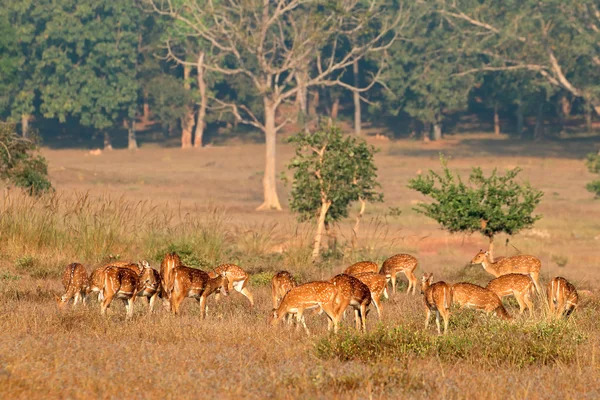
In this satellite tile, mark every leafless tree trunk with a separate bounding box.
[21,114,29,138]
[309,90,319,117]
[353,61,361,135]
[295,70,308,131]
[351,197,367,248]
[330,96,340,120]
[181,65,194,149]
[432,123,442,141]
[493,103,500,135]
[257,97,282,211]
[313,199,332,260]
[103,131,113,151]
[127,119,138,150]
[194,52,207,148]
[143,89,150,122]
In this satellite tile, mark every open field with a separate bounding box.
[1,133,600,398]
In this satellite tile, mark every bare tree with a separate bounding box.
[146,0,407,210]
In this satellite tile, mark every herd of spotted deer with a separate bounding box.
[55,249,579,335]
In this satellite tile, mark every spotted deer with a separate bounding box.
[160,252,182,302]
[136,261,162,313]
[271,281,338,335]
[169,265,210,315]
[547,277,579,319]
[380,254,418,295]
[344,261,379,276]
[271,270,297,309]
[209,264,254,307]
[486,273,535,316]
[354,272,388,319]
[100,266,140,318]
[330,274,372,332]
[55,263,89,310]
[471,250,542,293]
[421,273,452,335]
[199,273,229,319]
[88,261,143,302]
[451,282,512,320]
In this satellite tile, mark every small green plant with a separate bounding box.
[0,272,20,281]
[0,122,52,196]
[585,153,600,197]
[249,271,272,287]
[14,255,37,272]
[408,156,543,260]
[551,254,569,268]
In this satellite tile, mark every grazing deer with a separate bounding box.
[55,263,89,310]
[199,273,229,319]
[160,252,182,302]
[380,254,418,295]
[330,274,372,332]
[210,264,254,307]
[421,273,452,335]
[271,270,297,309]
[169,265,210,315]
[471,250,542,293]
[486,273,535,316]
[271,281,338,335]
[344,261,379,276]
[354,272,388,319]
[136,261,162,313]
[547,277,579,319]
[101,267,140,318]
[451,282,512,320]
[88,261,143,302]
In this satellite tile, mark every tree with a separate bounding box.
[286,124,383,260]
[408,157,543,261]
[0,122,52,195]
[147,0,404,210]
[585,153,600,197]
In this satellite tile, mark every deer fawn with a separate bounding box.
[471,250,542,293]
[421,273,452,335]
[354,272,388,319]
[451,282,512,320]
[271,270,297,309]
[486,273,535,316]
[380,254,418,295]
[100,267,140,318]
[330,274,372,332]
[547,277,579,319]
[55,263,89,310]
[344,261,379,276]
[160,252,182,302]
[271,281,338,335]
[136,261,162,313]
[209,264,254,307]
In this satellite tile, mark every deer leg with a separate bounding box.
[148,293,158,314]
[523,292,534,318]
[321,302,339,334]
[383,287,389,300]
[424,308,431,330]
[126,297,135,319]
[372,295,382,320]
[391,275,397,294]
[361,304,367,332]
[435,310,442,335]
[101,292,115,316]
[441,308,449,335]
[515,293,527,315]
[530,272,541,295]
[199,295,207,319]
[240,287,254,307]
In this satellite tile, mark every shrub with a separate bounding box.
[585,152,600,197]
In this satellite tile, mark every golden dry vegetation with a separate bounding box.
[1,133,600,399]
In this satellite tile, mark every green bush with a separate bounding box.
[585,153,600,197]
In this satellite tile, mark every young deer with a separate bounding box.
[331,274,372,332]
[271,270,297,309]
[451,282,512,320]
[486,273,535,316]
[199,273,229,319]
[210,264,254,307]
[420,273,452,335]
[547,277,579,319]
[101,267,140,318]
[136,261,162,314]
[344,261,379,276]
[271,281,338,335]
[354,272,388,319]
[55,263,89,310]
[169,265,210,315]
[471,250,542,293]
[380,254,418,295]
[160,252,182,302]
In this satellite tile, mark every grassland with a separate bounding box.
[1,133,599,399]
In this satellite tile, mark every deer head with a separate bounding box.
[421,273,433,295]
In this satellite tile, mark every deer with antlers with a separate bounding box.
[330,274,372,332]
[486,273,535,316]
[344,261,379,276]
[421,273,452,335]
[271,281,338,335]
[547,277,579,319]
[380,254,418,295]
[471,250,542,293]
[209,264,254,307]
[271,270,297,309]
[451,282,512,320]
[354,272,388,319]
[55,263,89,310]
[100,266,140,318]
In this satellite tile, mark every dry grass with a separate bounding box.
[1,133,600,398]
